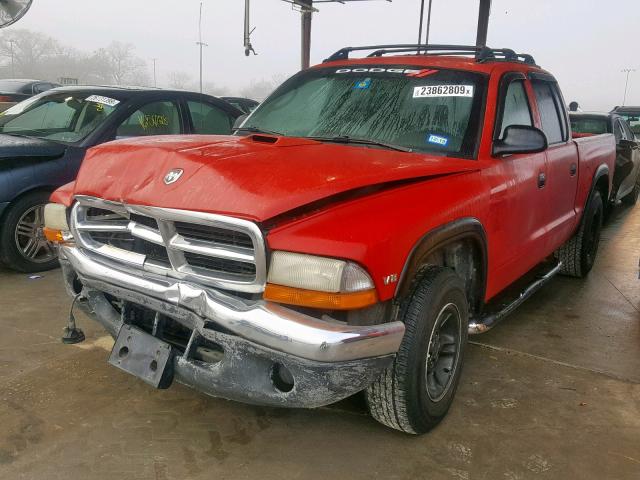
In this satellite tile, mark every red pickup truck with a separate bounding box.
[44,45,615,434]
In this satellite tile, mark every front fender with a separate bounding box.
[265,171,488,302]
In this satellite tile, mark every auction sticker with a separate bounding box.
[413,85,474,98]
[85,95,120,107]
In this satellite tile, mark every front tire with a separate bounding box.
[0,191,59,273]
[555,190,604,278]
[365,266,468,434]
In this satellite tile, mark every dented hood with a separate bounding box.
[74,135,478,222]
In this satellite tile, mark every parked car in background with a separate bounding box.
[0,86,241,272]
[221,96,259,114]
[45,45,616,434]
[570,112,640,205]
[0,79,61,111]
[611,106,640,139]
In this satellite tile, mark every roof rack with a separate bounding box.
[323,44,537,65]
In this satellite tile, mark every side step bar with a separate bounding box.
[468,262,563,335]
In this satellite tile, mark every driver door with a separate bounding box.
[487,73,550,290]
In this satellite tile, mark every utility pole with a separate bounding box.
[476,0,491,47]
[151,58,157,88]
[622,68,636,106]
[424,0,433,45]
[196,2,208,94]
[8,38,16,77]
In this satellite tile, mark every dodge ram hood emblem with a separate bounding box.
[163,168,183,185]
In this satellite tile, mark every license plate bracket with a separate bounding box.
[108,324,174,389]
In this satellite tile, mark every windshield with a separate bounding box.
[0,92,122,143]
[616,113,640,138]
[570,116,609,135]
[243,66,486,158]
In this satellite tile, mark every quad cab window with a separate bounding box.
[243,66,486,158]
[532,79,568,145]
[0,93,121,143]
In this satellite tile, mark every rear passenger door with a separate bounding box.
[530,75,579,251]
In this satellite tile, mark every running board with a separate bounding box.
[468,261,563,335]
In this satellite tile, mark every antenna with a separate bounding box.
[0,0,32,28]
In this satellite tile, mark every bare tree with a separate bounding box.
[167,71,191,89]
[0,29,61,78]
[90,41,148,86]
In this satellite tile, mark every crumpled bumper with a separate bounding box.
[59,246,405,408]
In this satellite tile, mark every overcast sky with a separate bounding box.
[12,0,640,110]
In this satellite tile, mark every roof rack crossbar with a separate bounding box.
[324,44,536,66]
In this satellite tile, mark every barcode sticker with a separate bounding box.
[413,85,474,98]
[86,95,120,107]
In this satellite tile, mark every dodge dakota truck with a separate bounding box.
[44,45,615,434]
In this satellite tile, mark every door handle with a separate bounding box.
[538,172,546,188]
[569,163,577,176]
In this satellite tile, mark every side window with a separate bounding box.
[116,101,180,139]
[498,80,532,138]
[187,101,233,134]
[531,80,566,145]
[613,120,624,142]
[620,119,635,141]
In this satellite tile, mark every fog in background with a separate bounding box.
[1,0,637,108]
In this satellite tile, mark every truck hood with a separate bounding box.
[0,134,67,160]
[74,135,479,222]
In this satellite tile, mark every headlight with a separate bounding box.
[264,251,377,310]
[43,203,73,243]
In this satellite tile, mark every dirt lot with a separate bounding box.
[1,206,639,480]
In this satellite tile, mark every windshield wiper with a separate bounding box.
[233,126,284,136]
[306,135,412,153]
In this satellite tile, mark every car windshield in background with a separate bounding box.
[570,117,609,135]
[243,66,486,158]
[617,113,640,137]
[0,93,122,143]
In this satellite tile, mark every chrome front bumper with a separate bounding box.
[59,246,405,407]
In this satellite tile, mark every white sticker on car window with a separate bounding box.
[413,85,474,98]
[85,95,120,107]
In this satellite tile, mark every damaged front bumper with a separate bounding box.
[59,246,405,408]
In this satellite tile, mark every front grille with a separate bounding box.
[71,196,266,293]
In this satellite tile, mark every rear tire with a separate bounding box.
[555,190,603,278]
[365,266,468,434]
[621,182,639,206]
[0,191,59,273]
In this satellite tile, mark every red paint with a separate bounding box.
[55,55,616,305]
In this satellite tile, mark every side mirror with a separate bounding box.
[493,125,548,157]
[232,114,248,130]
[618,139,639,150]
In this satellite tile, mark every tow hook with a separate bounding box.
[62,293,86,344]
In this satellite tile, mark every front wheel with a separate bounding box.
[365,266,468,434]
[0,191,59,273]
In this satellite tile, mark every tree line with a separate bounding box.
[0,29,282,100]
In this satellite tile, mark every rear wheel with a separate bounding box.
[555,190,603,278]
[365,266,468,434]
[622,182,640,206]
[0,192,58,272]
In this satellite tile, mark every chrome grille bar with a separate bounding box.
[71,195,266,294]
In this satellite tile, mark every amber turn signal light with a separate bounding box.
[263,284,378,310]
[43,227,65,243]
